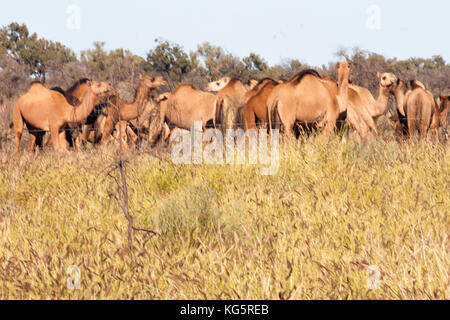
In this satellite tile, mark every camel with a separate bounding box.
[438,95,449,128]
[326,70,398,141]
[113,97,161,151]
[243,79,279,130]
[207,77,253,130]
[13,80,115,153]
[266,65,351,141]
[54,79,111,149]
[19,79,96,151]
[390,79,440,137]
[245,80,259,91]
[348,73,397,124]
[244,78,278,102]
[149,85,217,143]
[266,62,389,141]
[97,75,166,144]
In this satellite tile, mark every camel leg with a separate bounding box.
[408,109,417,138]
[319,108,339,143]
[14,129,23,155]
[360,105,381,136]
[420,107,432,138]
[28,133,37,152]
[13,108,24,155]
[101,116,116,145]
[50,127,62,152]
[27,129,45,152]
[244,108,257,131]
[127,126,138,150]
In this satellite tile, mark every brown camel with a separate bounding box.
[113,97,161,151]
[390,79,440,137]
[245,80,259,91]
[207,77,252,130]
[54,79,111,149]
[13,81,115,153]
[97,75,166,144]
[149,85,217,143]
[21,79,95,151]
[244,78,279,102]
[243,79,279,130]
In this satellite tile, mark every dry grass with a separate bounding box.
[0,130,448,300]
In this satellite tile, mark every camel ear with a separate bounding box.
[377,72,381,78]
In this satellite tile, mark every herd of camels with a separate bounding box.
[11,61,450,154]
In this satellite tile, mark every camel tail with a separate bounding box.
[267,94,279,135]
[215,97,224,130]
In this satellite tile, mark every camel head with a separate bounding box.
[139,75,167,90]
[337,61,350,85]
[155,92,171,104]
[378,73,408,116]
[377,72,398,89]
[89,81,116,100]
[207,77,231,92]
[337,61,350,77]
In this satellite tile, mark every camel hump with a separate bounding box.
[289,69,321,85]
[175,84,197,91]
[29,81,45,89]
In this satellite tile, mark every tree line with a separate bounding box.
[1,22,449,128]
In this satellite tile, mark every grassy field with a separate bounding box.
[0,131,448,300]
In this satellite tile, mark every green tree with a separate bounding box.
[146,38,193,87]
[81,42,145,84]
[0,22,76,82]
[193,42,245,81]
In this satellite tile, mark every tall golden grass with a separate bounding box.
[0,131,448,299]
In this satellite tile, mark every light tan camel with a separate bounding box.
[266,68,345,141]
[97,75,166,144]
[13,81,115,153]
[149,85,217,142]
[207,77,251,130]
[332,71,398,141]
[390,78,440,137]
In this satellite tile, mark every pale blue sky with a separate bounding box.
[1,0,449,66]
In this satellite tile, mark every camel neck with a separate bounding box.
[119,81,150,121]
[373,86,390,118]
[392,82,408,116]
[70,89,97,123]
